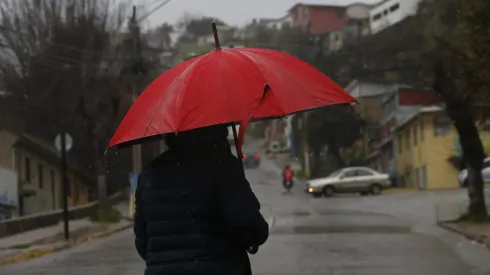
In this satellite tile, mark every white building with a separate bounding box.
[369,0,422,34]
[259,15,293,30]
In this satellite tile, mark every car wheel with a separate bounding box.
[360,191,369,196]
[323,186,335,197]
[370,184,382,195]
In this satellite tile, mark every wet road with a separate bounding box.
[3,155,490,275]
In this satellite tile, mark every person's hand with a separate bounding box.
[246,245,259,254]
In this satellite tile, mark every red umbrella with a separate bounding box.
[108,23,357,156]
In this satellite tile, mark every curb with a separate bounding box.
[384,188,417,194]
[438,222,490,249]
[0,223,133,266]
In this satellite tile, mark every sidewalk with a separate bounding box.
[0,201,133,264]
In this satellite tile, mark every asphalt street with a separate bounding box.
[2,152,490,275]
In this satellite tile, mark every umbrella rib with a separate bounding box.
[143,54,207,136]
[231,50,288,116]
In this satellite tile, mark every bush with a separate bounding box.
[92,207,121,223]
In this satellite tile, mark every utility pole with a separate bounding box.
[130,5,142,173]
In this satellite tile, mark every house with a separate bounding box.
[370,85,441,175]
[257,15,293,30]
[394,106,459,189]
[369,0,422,34]
[345,80,395,161]
[289,4,348,35]
[0,129,92,219]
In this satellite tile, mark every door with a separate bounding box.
[335,169,358,193]
[353,168,376,192]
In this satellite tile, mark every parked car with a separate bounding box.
[458,157,490,187]
[305,167,390,198]
[243,152,260,169]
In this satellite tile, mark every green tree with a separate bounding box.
[421,0,489,220]
[0,0,134,199]
[306,105,363,177]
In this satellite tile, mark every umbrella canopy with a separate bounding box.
[108,24,357,157]
[109,47,356,147]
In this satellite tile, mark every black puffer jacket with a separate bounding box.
[134,146,269,275]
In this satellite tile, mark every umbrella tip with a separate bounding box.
[212,22,221,50]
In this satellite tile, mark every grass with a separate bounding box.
[91,206,122,223]
[456,212,490,223]
[7,243,31,250]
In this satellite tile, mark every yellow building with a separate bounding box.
[394,106,459,189]
[0,129,91,218]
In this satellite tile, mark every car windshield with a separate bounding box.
[328,169,344,178]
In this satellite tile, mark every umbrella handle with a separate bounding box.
[247,245,259,254]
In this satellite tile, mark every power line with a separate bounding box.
[138,0,174,22]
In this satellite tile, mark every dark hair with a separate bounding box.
[164,124,229,150]
[285,165,290,169]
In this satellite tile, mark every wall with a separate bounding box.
[369,0,421,34]
[309,7,348,35]
[0,192,125,237]
[15,145,89,216]
[398,88,440,105]
[346,3,371,20]
[425,114,459,188]
[0,131,17,170]
[0,168,18,219]
[395,112,459,189]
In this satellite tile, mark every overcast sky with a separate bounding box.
[135,0,380,28]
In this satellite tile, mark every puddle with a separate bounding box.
[272,225,412,235]
[292,211,311,216]
[316,210,392,217]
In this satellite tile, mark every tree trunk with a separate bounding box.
[329,145,347,168]
[96,160,108,209]
[434,57,488,220]
[310,147,321,178]
[453,116,488,219]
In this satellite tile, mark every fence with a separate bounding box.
[0,192,127,238]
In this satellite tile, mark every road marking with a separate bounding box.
[267,216,276,230]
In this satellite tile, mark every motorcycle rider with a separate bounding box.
[282,165,294,191]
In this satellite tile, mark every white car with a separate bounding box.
[458,157,490,187]
[306,167,391,198]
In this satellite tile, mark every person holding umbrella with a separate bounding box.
[133,125,269,275]
[108,23,357,274]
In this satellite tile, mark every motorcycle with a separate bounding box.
[283,179,294,192]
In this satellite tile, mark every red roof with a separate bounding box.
[289,4,349,35]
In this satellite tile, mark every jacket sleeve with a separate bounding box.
[134,173,148,260]
[221,158,269,248]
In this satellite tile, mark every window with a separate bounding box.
[414,168,420,188]
[420,122,424,142]
[343,170,357,178]
[50,170,56,209]
[390,3,400,12]
[434,117,451,136]
[357,169,374,176]
[413,125,418,146]
[372,13,382,21]
[420,165,427,189]
[398,135,403,154]
[484,159,490,168]
[38,164,44,188]
[405,130,411,150]
[25,158,31,182]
